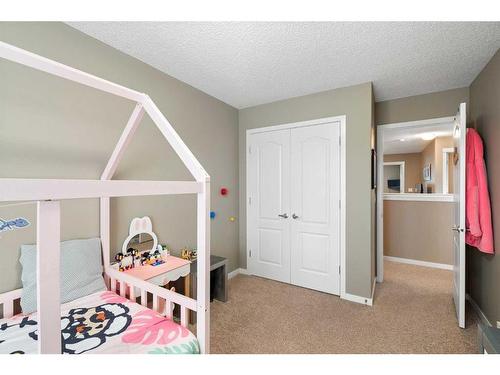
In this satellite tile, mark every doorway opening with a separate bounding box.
[376,103,467,328]
[383,161,405,193]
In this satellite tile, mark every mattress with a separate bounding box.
[0,290,199,354]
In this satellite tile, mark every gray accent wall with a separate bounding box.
[0,22,239,293]
[383,200,454,265]
[468,49,500,325]
[239,83,375,298]
[375,87,470,125]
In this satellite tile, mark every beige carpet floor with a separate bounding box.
[210,261,479,353]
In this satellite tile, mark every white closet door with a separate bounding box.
[290,123,340,295]
[248,130,291,283]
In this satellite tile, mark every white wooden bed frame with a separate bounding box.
[0,41,210,354]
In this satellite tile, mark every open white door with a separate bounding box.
[452,102,466,328]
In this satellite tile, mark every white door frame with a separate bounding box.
[376,116,455,282]
[383,161,406,193]
[246,115,347,298]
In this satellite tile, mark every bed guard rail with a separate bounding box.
[0,288,22,319]
[105,267,196,328]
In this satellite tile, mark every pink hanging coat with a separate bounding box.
[465,128,494,254]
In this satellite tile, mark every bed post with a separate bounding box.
[100,103,145,273]
[101,103,145,180]
[37,200,62,354]
[196,179,210,354]
[100,197,111,270]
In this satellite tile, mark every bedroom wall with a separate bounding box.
[0,22,239,294]
[468,49,500,326]
[383,200,454,265]
[375,87,470,125]
[239,82,375,299]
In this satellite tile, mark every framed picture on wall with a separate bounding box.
[371,149,377,189]
[423,163,432,181]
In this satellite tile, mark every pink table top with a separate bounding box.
[123,255,190,281]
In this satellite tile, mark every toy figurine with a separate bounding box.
[158,244,170,261]
[115,253,125,272]
[141,251,150,266]
[139,249,165,266]
[150,249,164,266]
[181,247,190,260]
[115,250,135,272]
[181,247,197,261]
[133,250,142,268]
[127,248,140,268]
[123,252,134,270]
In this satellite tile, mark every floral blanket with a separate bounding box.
[0,291,199,354]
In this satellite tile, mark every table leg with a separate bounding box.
[184,274,191,298]
[222,264,228,302]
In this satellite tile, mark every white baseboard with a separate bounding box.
[384,255,453,270]
[233,268,374,307]
[466,293,492,327]
[228,268,249,279]
[342,292,373,306]
[342,279,375,307]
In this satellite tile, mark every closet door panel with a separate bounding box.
[248,130,291,283]
[299,233,329,273]
[290,123,340,295]
[301,140,329,223]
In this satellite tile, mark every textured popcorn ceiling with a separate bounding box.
[68,22,500,109]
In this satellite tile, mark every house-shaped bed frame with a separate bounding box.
[0,41,210,354]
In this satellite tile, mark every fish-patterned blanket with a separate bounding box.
[0,290,199,354]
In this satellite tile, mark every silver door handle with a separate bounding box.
[278,213,288,219]
[292,214,299,219]
[452,225,464,232]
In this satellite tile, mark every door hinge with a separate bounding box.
[339,136,341,146]
[339,266,341,275]
[339,200,341,209]
[249,250,252,258]
[248,146,252,154]
[248,197,252,205]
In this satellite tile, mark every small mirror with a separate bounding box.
[116,216,160,271]
[121,216,158,255]
[126,232,155,253]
